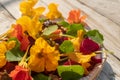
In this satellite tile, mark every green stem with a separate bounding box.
[19,46,30,65]
[26,57,30,62]
[59,57,68,62]
[95,50,113,54]
[61,34,75,38]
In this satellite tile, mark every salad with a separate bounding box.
[0,0,104,80]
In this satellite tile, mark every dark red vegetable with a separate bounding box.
[80,38,100,54]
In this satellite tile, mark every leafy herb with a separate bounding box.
[57,65,84,80]
[58,21,85,37]
[59,40,74,53]
[6,38,24,61]
[66,23,84,37]
[86,30,104,44]
[33,73,50,80]
[43,25,58,35]
[58,20,70,28]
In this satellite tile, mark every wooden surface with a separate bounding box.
[0,0,120,80]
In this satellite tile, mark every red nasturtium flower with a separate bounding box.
[9,24,30,51]
[9,65,32,80]
[9,46,32,80]
[67,10,86,24]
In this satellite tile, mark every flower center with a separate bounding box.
[37,52,44,58]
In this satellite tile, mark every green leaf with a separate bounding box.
[86,30,104,44]
[33,73,50,80]
[58,20,70,28]
[57,65,84,80]
[43,25,58,35]
[6,50,24,61]
[59,40,74,53]
[67,23,84,37]
[6,38,24,61]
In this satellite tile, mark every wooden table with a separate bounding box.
[0,0,120,80]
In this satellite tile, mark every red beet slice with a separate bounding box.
[91,54,102,63]
[80,38,100,54]
[63,60,79,65]
[0,62,17,74]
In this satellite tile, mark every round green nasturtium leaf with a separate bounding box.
[57,65,84,80]
[59,40,74,53]
[86,29,104,45]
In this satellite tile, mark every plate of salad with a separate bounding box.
[0,0,107,80]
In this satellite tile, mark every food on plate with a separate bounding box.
[0,0,105,80]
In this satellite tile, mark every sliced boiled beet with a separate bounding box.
[63,60,79,65]
[80,38,100,54]
[91,54,102,63]
[0,62,17,74]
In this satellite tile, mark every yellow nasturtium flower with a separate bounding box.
[28,37,60,72]
[0,42,7,68]
[32,7,45,17]
[46,3,62,19]
[68,52,96,64]
[20,0,45,17]
[18,0,45,39]
[71,30,85,51]
[20,0,36,16]
[16,16,42,39]
[7,40,16,50]
[82,63,91,75]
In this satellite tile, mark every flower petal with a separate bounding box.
[17,16,42,39]
[0,42,7,68]
[67,10,86,24]
[69,52,96,64]
[71,30,84,51]
[28,55,45,72]
[9,65,32,80]
[20,0,38,16]
[82,63,91,75]
[46,3,62,19]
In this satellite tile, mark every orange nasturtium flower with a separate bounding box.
[28,37,60,72]
[67,10,86,24]
[20,0,45,18]
[46,3,62,19]
[9,24,30,51]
